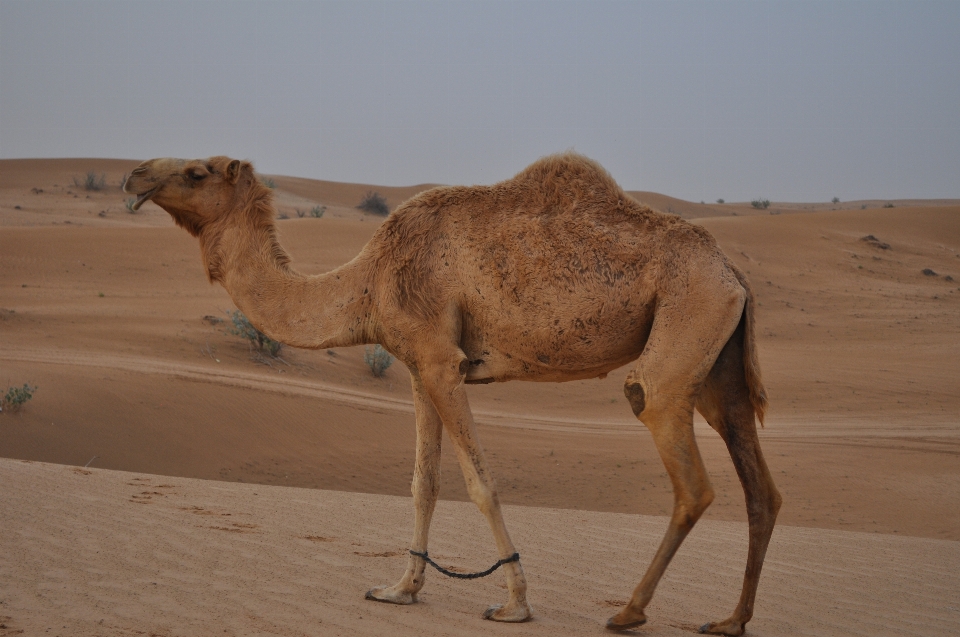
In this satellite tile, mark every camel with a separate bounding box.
[124,153,781,635]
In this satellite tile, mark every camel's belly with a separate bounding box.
[463,352,640,384]
[459,302,653,384]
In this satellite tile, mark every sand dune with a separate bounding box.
[1,159,959,634]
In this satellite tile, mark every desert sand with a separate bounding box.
[1,158,958,635]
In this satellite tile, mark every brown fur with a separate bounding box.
[124,152,781,635]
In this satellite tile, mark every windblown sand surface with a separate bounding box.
[1,158,958,635]
[3,458,959,637]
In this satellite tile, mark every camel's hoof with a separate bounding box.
[364,586,416,605]
[699,620,745,636]
[482,602,532,623]
[606,607,647,632]
[605,617,646,632]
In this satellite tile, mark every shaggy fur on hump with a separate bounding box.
[373,153,635,318]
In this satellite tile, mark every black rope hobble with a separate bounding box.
[410,550,520,580]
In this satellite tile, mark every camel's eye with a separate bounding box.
[187,167,208,182]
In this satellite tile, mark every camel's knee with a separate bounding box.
[411,469,440,502]
[673,487,715,531]
[463,475,500,516]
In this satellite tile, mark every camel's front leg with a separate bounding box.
[421,358,531,622]
[366,373,442,605]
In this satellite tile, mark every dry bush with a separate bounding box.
[357,191,389,216]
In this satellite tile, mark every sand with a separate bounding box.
[1,158,959,635]
[3,459,959,637]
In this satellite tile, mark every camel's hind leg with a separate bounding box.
[366,372,443,605]
[696,319,781,636]
[607,287,745,632]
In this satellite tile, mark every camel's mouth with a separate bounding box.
[131,187,159,211]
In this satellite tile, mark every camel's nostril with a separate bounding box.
[132,167,147,175]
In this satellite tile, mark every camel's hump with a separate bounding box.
[403,152,638,219]
[502,152,627,207]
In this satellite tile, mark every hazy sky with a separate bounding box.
[1,0,958,202]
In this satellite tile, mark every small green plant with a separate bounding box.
[2,383,37,413]
[226,310,282,357]
[125,197,138,213]
[751,198,770,210]
[357,191,389,216]
[832,197,840,204]
[364,344,394,378]
[260,177,276,189]
[75,171,106,191]
[716,198,724,204]
[883,202,895,208]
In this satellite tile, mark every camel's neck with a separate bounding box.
[203,200,378,350]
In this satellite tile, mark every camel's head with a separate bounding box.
[123,156,262,236]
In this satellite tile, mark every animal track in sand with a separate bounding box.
[208,522,258,533]
[180,505,231,516]
[353,550,403,558]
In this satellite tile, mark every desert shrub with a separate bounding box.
[716,198,724,204]
[260,177,276,189]
[883,202,895,208]
[2,383,37,413]
[309,205,326,218]
[75,171,106,191]
[751,198,770,210]
[832,197,840,204]
[357,191,389,216]
[226,310,282,357]
[364,344,394,378]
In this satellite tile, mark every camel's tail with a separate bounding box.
[734,268,768,427]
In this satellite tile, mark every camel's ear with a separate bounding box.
[225,160,242,184]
